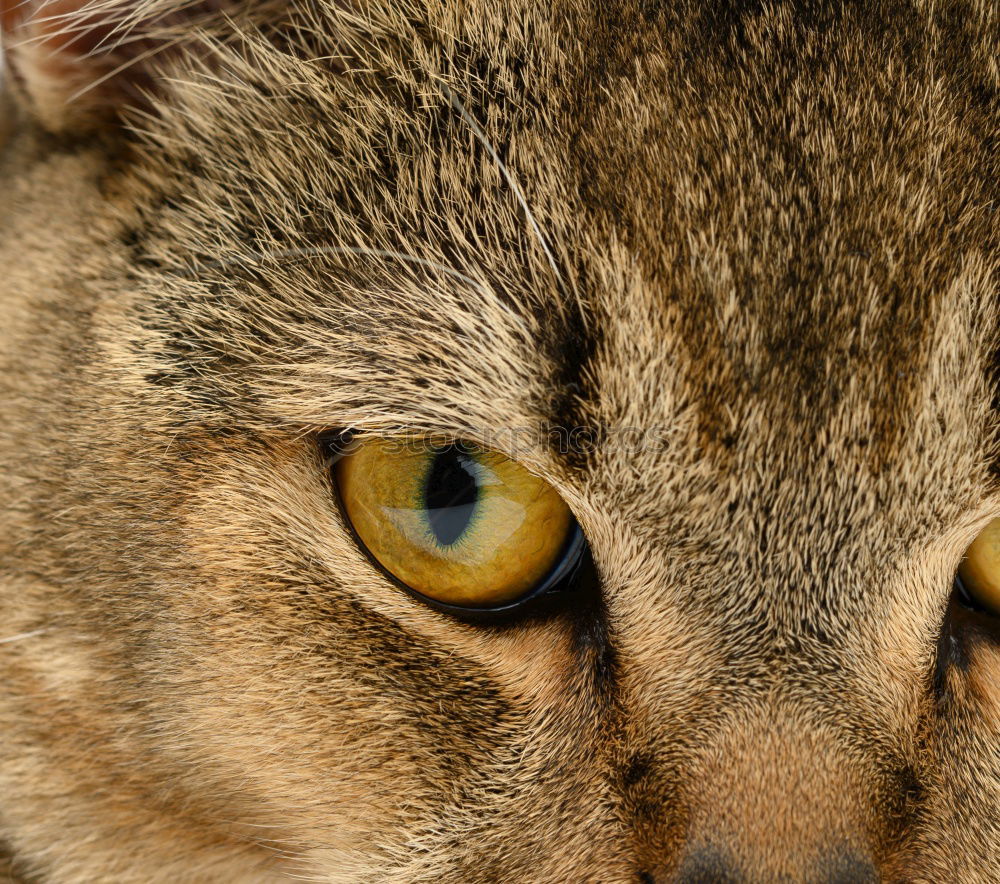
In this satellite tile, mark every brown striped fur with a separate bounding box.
[1,0,998,880]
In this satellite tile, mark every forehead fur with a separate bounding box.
[117,0,1000,587]
[109,0,999,619]
[118,0,997,443]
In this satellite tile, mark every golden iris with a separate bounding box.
[334,436,575,608]
[958,518,1000,614]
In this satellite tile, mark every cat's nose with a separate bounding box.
[668,845,878,883]
[627,707,887,882]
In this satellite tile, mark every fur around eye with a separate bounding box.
[333,435,586,613]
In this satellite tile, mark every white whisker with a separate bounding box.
[440,82,565,294]
[0,629,47,645]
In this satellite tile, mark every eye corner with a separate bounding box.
[953,571,984,614]
[317,427,359,460]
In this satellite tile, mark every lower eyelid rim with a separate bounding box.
[394,522,589,620]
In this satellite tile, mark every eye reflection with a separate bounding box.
[333,436,578,609]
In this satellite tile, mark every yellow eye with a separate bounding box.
[333,436,582,610]
[958,518,1000,614]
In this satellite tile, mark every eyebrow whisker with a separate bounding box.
[439,81,566,299]
[0,629,47,645]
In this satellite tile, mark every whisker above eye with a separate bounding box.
[439,81,567,302]
[0,629,47,645]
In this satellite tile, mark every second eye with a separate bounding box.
[957,517,1000,615]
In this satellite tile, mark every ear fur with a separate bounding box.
[0,0,226,134]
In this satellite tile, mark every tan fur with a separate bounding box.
[1,0,998,880]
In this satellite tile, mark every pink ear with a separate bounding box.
[1,0,222,133]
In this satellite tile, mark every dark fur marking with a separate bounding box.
[674,846,741,884]
[256,582,514,773]
[815,850,878,884]
[566,553,619,703]
[622,753,653,789]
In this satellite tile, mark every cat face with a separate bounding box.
[0,0,997,881]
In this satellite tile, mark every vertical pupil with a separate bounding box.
[424,444,479,546]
